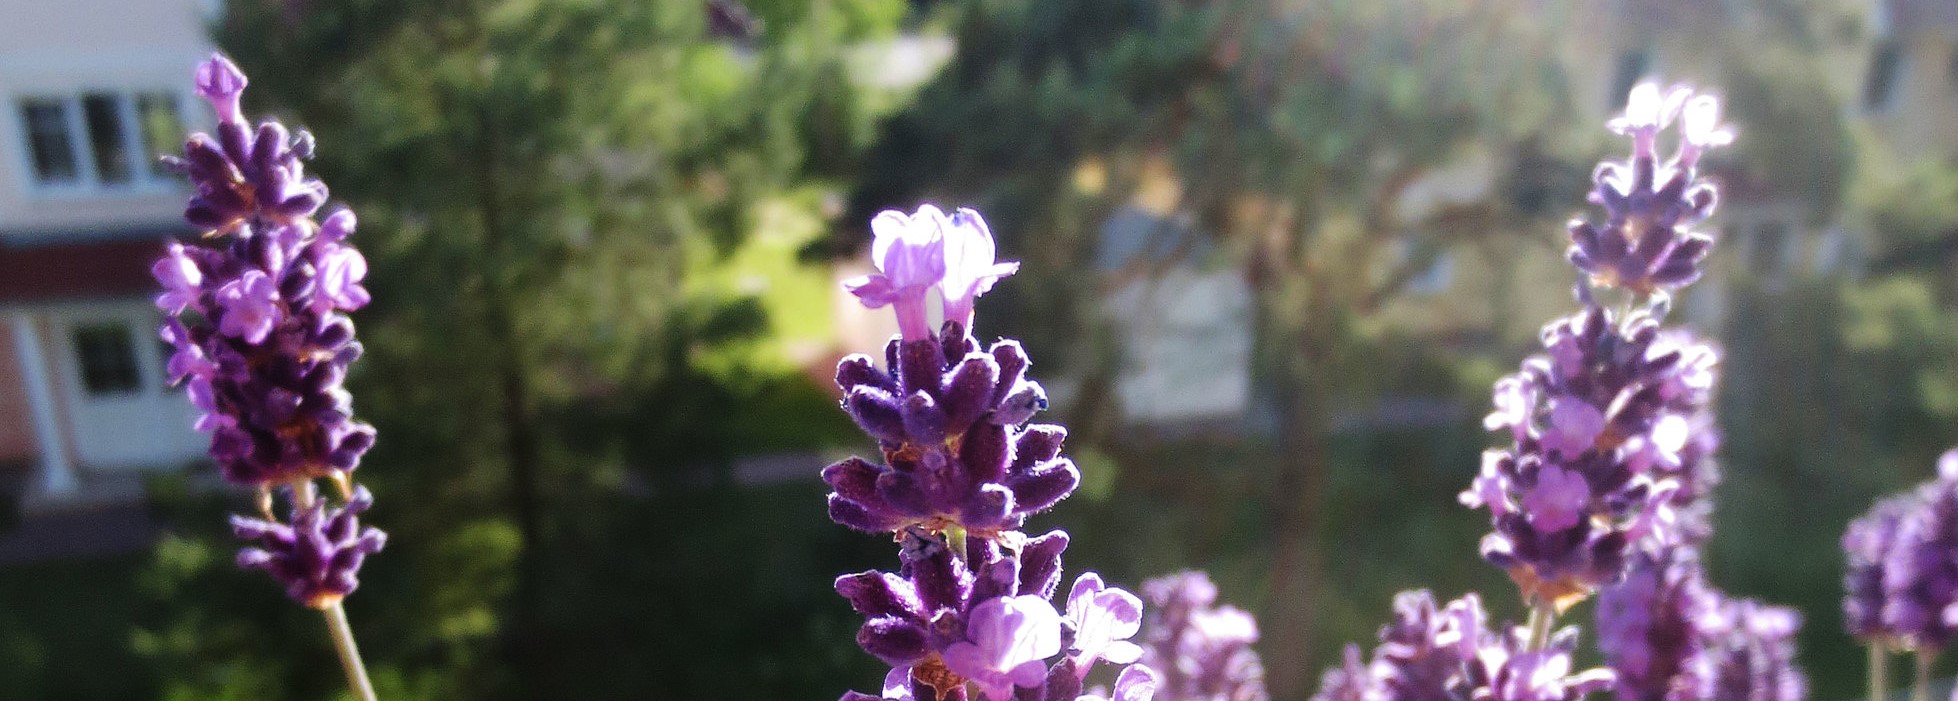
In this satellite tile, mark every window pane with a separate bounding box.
[18,99,78,183]
[136,93,182,178]
[73,323,141,395]
[82,93,131,184]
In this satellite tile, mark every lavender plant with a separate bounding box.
[154,54,382,701]
[1841,449,1958,701]
[1137,571,1269,701]
[1312,82,1809,701]
[827,205,1161,701]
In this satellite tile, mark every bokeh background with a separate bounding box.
[0,0,1954,699]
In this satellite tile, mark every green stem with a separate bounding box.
[945,525,968,565]
[1873,644,1890,701]
[1914,647,1935,701]
[324,601,379,701]
[1524,597,1556,652]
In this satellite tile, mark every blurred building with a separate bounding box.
[0,0,215,507]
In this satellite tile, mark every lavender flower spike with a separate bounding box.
[1881,449,1958,649]
[1467,83,1730,606]
[156,53,375,489]
[162,51,383,701]
[1571,83,1730,294]
[1139,571,1269,701]
[826,206,1073,537]
[1687,599,1805,701]
[846,205,951,341]
[1845,494,1914,643]
[1595,549,1714,701]
[1310,590,1617,701]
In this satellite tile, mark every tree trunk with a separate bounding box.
[1261,359,1330,700]
[476,108,548,692]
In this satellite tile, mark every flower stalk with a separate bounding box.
[324,594,379,701]
[1913,648,1933,701]
[1872,644,1889,701]
[1525,598,1556,652]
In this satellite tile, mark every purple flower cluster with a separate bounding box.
[1594,549,1710,701]
[826,206,1067,537]
[1688,599,1805,701]
[156,54,376,488]
[830,206,1151,701]
[1138,572,1268,701]
[1841,449,1958,649]
[1310,590,1615,701]
[1594,548,1807,701]
[1843,495,1914,643]
[1464,305,1717,605]
[155,55,383,607]
[1569,83,1732,294]
[1462,84,1732,609]
[232,485,388,608]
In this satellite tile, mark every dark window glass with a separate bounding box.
[1865,41,1904,110]
[81,93,131,184]
[73,323,141,395]
[1609,49,1650,109]
[19,99,78,183]
[135,93,181,178]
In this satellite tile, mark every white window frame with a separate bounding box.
[14,89,185,198]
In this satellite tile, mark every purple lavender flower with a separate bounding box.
[830,205,1139,701]
[1463,304,1712,607]
[1079,664,1163,701]
[1311,590,1615,701]
[156,55,376,489]
[153,242,203,314]
[1881,451,1958,649]
[1845,494,1915,643]
[1465,640,1616,701]
[1686,599,1805,701]
[1308,645,1374,701]
[1067,573,1145,674]
[835,528,1144,701]
[1595,549,1714,701]
[195,53,248,125]
[942,595,1066,700]
[1138,571,1269,701]
[1371,590,1485,701]
[156,55,384,618]
[231,485,387,608]
[938,207,1019,330]
[826,207,1070,537]
[1570,83,1731,294]
[846,205,952,341]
